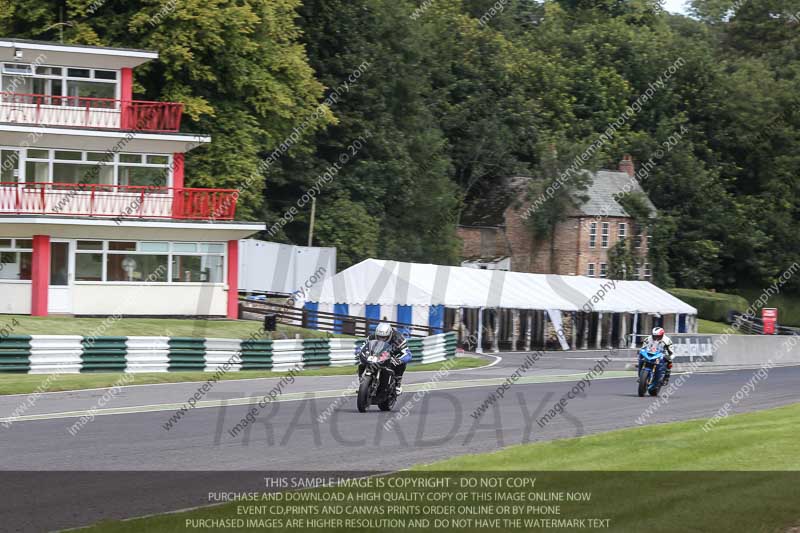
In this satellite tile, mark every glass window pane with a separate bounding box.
[25,161,48,184]
[94,70,117,80]
[50,242,69,286]
[76,253,103,281]
[138,242,169,253]
[77,240,103,251]
[118,166,167,188]
[52,162,113,186]
[109,241,136,251]
[172,255,223,283]
[36,66,62,76]
[86,152,107,162]
[1,150,18,182]
[27,149,48,159]
[55,151,82,161]
[146,155,169,165]
[198,243,225,253]
[15,239,32,249]
[119,154,142,164]
[3,63,32,75]
[172,243,197,253]
[0,239,11,248]
[107,254,167,282]
[67,68,91,78]
[0,252,32,280]
[66,80,114,100]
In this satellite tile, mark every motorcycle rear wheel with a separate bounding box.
[357,375,372,412]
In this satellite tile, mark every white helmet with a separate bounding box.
[652,327,665,341]
[375,322,393,342]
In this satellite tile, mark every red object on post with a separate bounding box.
[172,153,185,218]
[762,308,778,335]
[226,240,239,319]
[31,235,51,316]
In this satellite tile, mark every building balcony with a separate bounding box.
[0,182,238,221]
[0,92,183,133]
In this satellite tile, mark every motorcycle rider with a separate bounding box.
[357,322,412,394]
[638,327,675,384]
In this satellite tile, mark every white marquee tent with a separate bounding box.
[301,259,697,352]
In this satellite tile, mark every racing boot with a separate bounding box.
[663,361,672,385]
[395,376,403,395]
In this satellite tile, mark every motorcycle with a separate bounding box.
[357,339,399,412]
[637,346,667,397]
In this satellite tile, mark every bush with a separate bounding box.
[667,289,748,323]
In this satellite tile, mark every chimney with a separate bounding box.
[619,154,635,177]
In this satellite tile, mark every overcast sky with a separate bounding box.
[662,0,690,14]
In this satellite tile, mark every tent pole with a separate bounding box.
[582,312,589,350]
[570,312,577,351]
[607,313,614,350]
[541,310,547,350]
[596,312,603,350]
[619,312,627,349]
[492,308,500,353]
[511,310,520,352]
[631,312,639,348]
[476,307,484,354]
[453,307,463,347]
[525,311,532,351]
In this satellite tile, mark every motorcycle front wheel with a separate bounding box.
[638,369,649,397]
[357,375,372,412]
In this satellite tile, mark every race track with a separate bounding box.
[1,351,798,532]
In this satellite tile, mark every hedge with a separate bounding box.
[667,289,748,323]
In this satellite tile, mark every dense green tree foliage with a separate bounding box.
[3,0,800,289]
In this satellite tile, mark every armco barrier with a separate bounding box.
[0,331,458,374]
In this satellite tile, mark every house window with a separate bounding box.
[0,238,32,281]
[635,263,642,280]
[11,148,172,188]
[633,224,643,248]
[618,222,626,240]
[587,263,596,277]
[0,64,118,104]
[73,240,225,284]
[643,263,652,280]
[601,223,609,248]
[647,234,653,249]
[589,223,597,248]
[600,263,608,278]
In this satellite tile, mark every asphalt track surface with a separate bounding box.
[1,351,798,531]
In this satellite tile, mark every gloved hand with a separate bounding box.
[391,356,402,367]
[666,361,673,369]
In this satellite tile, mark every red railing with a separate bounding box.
[0,92,183,133]
[0,182,237,221]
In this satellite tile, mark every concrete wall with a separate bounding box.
[670,333,800,368]
[0,282,31,314]
[73,284,227,316]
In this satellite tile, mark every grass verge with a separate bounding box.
[0,356,487,396]
[0,315,341,339]
[75,403,800,533]
[697,318,742,334]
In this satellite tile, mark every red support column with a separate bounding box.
[120,67,133,129]
[226,240,239,319]
[171,153,185,218]
[31,235,50,316]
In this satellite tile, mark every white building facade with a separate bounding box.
[0,39,263,317]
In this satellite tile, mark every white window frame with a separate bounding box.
[643,262,652,280]
[7,147,173,188]
[73,240,227,286]
[587,263,596,277]
[589,223,597,248]
[618,222,626,240]
[600,263,608,278]
[0,238,33,283]
[0,63,120,104]
[601,223,610,248]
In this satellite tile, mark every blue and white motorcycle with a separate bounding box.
[637,346,667,397]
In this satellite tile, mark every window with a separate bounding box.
[600,263,608,278]
[0,239,33,281]
[643,263,652,280]
[107,254,168,282]
[4,149,172,187]
[587,263,596,277]
[589,223,597,248]
[601,223,610,248]
[635,263,642,280]
[1,64,119,104]
[633,224,643,248]
[647,234,653,249]
[618,222,626,240]
[172,255,224,283]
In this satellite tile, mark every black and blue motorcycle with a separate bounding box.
[637,346,667,397]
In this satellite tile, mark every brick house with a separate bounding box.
[458,156,656,279]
